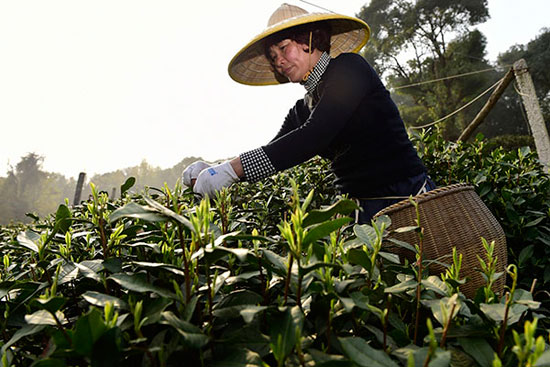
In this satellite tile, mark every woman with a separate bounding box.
[183,3,435,223]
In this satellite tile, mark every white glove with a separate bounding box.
[193,161,239,197]
[182,161,211,187]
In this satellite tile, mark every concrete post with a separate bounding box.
[513,59,550,170]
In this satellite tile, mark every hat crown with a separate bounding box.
[267,3,308,27]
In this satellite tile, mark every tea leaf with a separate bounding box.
[161,311,208,348]
[72,308,108,357]
[74,262,102,282]
[16,230,40,252]
[300,262,341,277]
[143,196,193,230]
[339,336,399,367]
[302,217,353,247]
[458,337,494,367]
[303,199,358,227]
[108,273,176,299]
[261,249,288,275]
[348,248,372,271]
[385,238,416,254]
[268,306,304,361]
[120,177,136,197]
[31,296,66,314]
[25,310,66,325]
[82,291,129,310]
[535,350,550,366]
[240,306,268,323]
[208,348,266,367]
[131,261,186,277]
[0,324,45,354]
[109,202,167,223]
[384,279,417,294]
[54,204,72,234]
[354,224,377,246]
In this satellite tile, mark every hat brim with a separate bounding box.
[228,13,370,86]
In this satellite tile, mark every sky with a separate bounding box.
[0,0,548,180]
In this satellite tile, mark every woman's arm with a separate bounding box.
[230,156,244,179]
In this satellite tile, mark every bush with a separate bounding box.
[0,140,549,366]
[488,134,535,152]
[414,130,550,293]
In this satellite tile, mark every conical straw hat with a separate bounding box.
[228,3,370,86]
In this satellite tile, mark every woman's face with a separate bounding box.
[268,39,313,83]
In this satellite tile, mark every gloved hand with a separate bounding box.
[182,161,211,187]
[193,161,239,197]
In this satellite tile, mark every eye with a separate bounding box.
[278,40,290,51]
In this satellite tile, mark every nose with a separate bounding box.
[272,53,285,67]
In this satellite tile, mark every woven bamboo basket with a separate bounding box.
[373,183,507,298]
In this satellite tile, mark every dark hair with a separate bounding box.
[263,21,331,60]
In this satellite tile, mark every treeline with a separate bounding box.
[0,154,205,225]
[358,2,550,139]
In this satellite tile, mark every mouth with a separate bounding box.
[282,66,293,76]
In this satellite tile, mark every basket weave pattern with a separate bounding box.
[374,183,507,298]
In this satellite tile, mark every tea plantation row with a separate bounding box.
[0,132,549,366]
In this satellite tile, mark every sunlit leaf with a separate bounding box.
[384,279,417,294]
[479,303,528,324]
[16,230,40,252]
[58,262,79,284]
[109,202,167,223]
[82,291,129,310]
[302,199,358,227]
[385,238,416,254]
[131,261,186,277]
[75,262,102,282]
[25,310,67,325]
[240,306,268,323]
[303,217,353,247]
[420,276,448,296]
[354,224,378,246]
[143,196,193,230]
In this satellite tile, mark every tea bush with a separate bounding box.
[415,131,550,294]
[0,138,549,366]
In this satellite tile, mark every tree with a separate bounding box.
[481,28,550,137]
[0,171,20,223]
[0,153,77,224]
[357,0,494,139]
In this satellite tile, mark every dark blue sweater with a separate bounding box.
[261,53,426,197]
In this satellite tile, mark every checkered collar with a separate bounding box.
[302,52,331,94]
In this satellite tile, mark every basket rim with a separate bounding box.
[373,183,474,217]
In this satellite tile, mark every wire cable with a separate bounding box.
[409,77,504,130]
[392,65,512,90]
[298,0,336,13]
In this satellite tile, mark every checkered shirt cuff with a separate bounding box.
[240,148,276,182]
